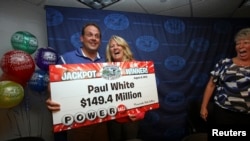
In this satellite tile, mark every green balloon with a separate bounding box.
[0,81,24,108]
[11,31,38,54]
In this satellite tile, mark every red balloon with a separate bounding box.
[0,73,27,87]
[0,50,35,83]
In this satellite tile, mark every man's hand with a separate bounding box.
[46,98,61,111]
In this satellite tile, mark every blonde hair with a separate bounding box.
[234,28,250,42]
[106,35,134,62]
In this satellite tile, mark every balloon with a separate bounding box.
[0,81,24,108]
[11,31,38,54]
[0,73,27,87]
[0,50,35,83]
[28,70,49,92]
[34,47,59,71]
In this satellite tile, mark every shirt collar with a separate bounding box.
[76,47,101,60]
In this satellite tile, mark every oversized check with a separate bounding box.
[49,61,159,132]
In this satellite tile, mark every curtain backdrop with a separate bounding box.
[45,5,250,141]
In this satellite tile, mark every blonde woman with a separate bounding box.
[106,35,145,141]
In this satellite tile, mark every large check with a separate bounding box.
[49,61,159,132]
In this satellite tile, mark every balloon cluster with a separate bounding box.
[0,31,59,109]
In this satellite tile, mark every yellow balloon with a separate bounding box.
[0,81,24,108]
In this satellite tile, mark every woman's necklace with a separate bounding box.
[234,57,250,68]
[238,61,250,68]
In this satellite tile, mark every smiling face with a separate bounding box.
[109,39,124,62]
[81,25,101,54]
[106,35,134,62]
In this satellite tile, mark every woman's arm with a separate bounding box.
[200,76,216,121]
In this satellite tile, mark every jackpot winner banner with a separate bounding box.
[49,61,159,132]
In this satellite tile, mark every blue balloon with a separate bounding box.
[28,70,49,92]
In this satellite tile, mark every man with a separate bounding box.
[46,23,109,141]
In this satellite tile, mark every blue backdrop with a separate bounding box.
[45,5,250,141]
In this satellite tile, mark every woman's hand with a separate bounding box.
[128,111,145,121]
[46,98,61,111]
[200,107,208,121]
[116,111,145,123]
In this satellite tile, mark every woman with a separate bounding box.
[200,28,250,125]
[106,35,145,141]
